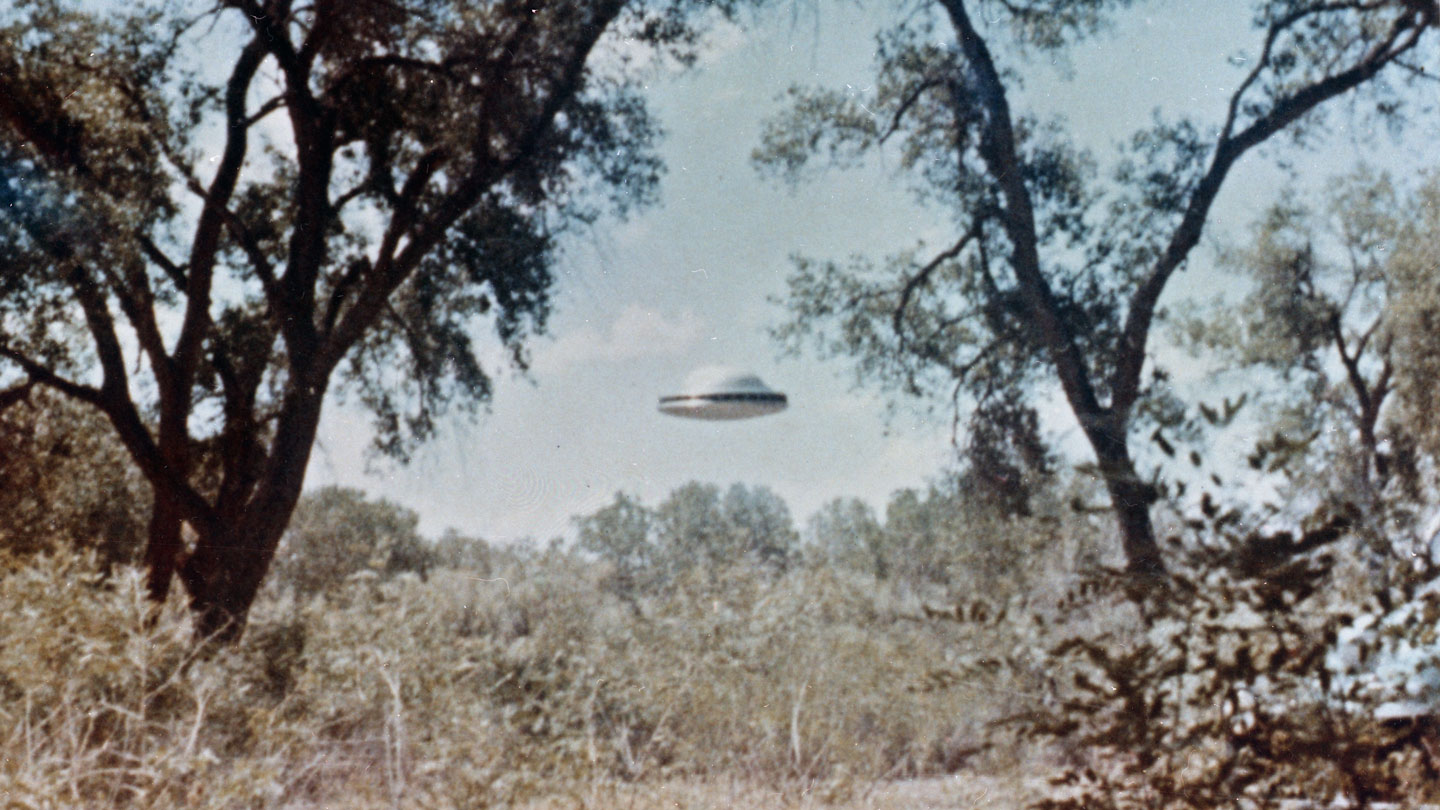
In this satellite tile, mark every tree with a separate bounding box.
[432,527,495,575]
[654,481,799,574]
[806,497,889,578]
[575,482,799,597]
[1193,169,1440,547]
[576,490,658,597]
[757,0,1438,586]
[0,0,748,638]
[268,486,430,595]
[869,469,1065,596]
[718,482,800,571]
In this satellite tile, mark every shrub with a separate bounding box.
[996,513,1440,809]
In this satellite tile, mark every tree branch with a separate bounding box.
[322,1,627,371]
[137,232,188,290]
[107,259,175,393]
[1332,312,1374,420]
[177,37,266,391]
[1,334,218,536]
[171,164,282,299]
[1219,3,1383,144]
[244,94,287,127]
[0,379,35,413]
[1110,6,1427,418]
[881,76,944,143]
[0,346,102,408]
[936,0,1107,422]
[893,217,984,344]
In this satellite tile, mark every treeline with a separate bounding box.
[0,381,1084,609]
[258,473,1101,615]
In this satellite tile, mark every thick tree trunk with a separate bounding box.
[1082,415,1168,585]
[173,388,326,642]
[1104,472,1166,581]
[143,495,185,602]
[180,515,288,641]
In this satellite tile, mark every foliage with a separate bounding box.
[577,490,661,597]
[0,387,148,564]
[996,508,1440,808]
[431,527,498,575]
[11,472,1440,807]
[1,532,1027,807]
[657,482,800,574]
[1172,168,1440,561]
[806,496,890,578]
[577,482,801,599]
[806,472,1092,601]
[0,0,757,636]
[268,485,432,596]
[758,0,1439,581]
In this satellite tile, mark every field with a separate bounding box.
[6,502,1440,809]
[0,550,1058,809]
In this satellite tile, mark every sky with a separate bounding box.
[304,2,1436,543]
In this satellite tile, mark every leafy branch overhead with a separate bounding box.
[757,0,1438,582]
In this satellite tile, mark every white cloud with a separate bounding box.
[534,305,704,374]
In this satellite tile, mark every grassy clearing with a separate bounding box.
[0,550,1039,809]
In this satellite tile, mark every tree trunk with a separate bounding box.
[1082,416,1168,585]
[1104,472,1166,581]
[173,388,326,642]
[180,515,287,642]
[143,495,185,602]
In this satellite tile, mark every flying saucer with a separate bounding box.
[658,366,788,421]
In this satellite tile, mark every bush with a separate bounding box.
[0,390,149,565]
[996,512,1440,809]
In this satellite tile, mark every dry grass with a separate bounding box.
[9,532,1428,808]
[0,550,1032,809]
[518,774,1044,810]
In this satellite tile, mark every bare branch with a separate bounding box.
[244,94,287,126]
[176,37,266,388]
[0,346,102,407]
[892,217,984,343]
[1110,6,1427,418]
[137,232,188,290]
[881,76,944,143]
[105,259,175,390]
[0,379,35,413]
[1395,57,1440,79]
[320,258,370,336]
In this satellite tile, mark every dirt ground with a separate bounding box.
[520,779,1440,810]
[522,774,1043,810]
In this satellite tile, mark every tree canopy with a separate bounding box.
[0,388,149,565]
[577,482,799,599]
[268,485,430,595]
[0,0,750,638]
[758,0,1439,585]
